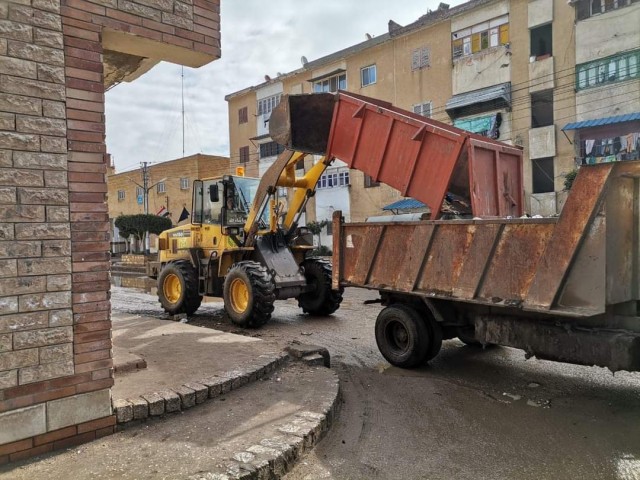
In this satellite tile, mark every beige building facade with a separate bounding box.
[226,0,639,230]
[0,0,220,462]
[107,153,229,251]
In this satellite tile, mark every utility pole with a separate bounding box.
[181,66,185,158]
[141,161,149,254]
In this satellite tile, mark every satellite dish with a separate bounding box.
[301,56,308,66]
[264,75,271,82]
[366,33,372,40]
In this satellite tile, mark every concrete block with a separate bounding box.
[285,344,330,368]
[113,399,134,424]
[173,385,196,409]
[198,376,231,398]
[47,389,112,431]
[19,359,74,384]
[302,354,326,368]
[0,404,46,444]
[141,393,164,416]
[129,397,149,421]
[183,382,208,404]
[158,390,181,413]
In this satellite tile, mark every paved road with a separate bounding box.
[112,281,640,480]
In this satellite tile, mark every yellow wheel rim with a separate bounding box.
[163,273,182,304]
[229,278,249,313]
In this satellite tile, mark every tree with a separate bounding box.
[115,214,172,254]
[306,220,330,250]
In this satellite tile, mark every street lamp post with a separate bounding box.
[126,162,166,254]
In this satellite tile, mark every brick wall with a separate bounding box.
[0,0,220,463]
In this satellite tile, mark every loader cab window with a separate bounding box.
[192,179,223,225]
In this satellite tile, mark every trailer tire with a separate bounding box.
[375,304,430,368]
[157,260,203,316]
[297,258,343,316]
[224,261,275,328]
[424,309,443,362]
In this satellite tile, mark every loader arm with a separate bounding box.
[242,149,332,247]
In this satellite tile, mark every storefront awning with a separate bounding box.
[382,198,426,211]
[445,83,511,118]
[562,112,640,131]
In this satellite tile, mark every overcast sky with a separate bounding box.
[105,0,464,173]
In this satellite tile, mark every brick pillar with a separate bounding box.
[0,0,220,463]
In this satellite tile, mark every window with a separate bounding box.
[576,0,638,20]
[239,146,250,164]
[295,159,305,171]
[180,177,189,190]
[532,157,555,193]
[530,23,552,58]
[576,49,640,91]
[412,47,430,70]
[318,171,350,189]
[413,102,432,118]
[257,95,281,117]
[452,16,509,59]
[361,65,377,87]
[364,174,380,188]
[313,73,347,93]
[531,90,553,128]
[259,141,285,159]
[156,181,166,194]
[277,186,288,197]
[117,190,125,201]
[238,106,248,124]
[136,186,143,197]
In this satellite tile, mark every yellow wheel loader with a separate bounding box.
[147,148,344,328]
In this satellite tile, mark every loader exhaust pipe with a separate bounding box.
[269,93,336,155]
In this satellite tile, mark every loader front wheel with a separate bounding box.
[375,304,430,368]
[297,258,343,316]
[223,261,275,328]
[157,260,202,316]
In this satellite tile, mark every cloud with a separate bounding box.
[105,0,463,172]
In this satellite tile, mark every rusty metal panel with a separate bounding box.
[367,224,435,291]
[525,163,614,310]
[416,224,478,295]
[478,222,556,304]
[468,139,524,217]
[452,223,503,299]
[341,224,385,286]
[556,214,606,312]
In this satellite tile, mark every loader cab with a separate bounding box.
[191,175,266,232]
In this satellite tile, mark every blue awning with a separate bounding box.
[383,198,427,211]
[563,112,640,131]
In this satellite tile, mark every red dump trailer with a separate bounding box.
[271,91,640,372]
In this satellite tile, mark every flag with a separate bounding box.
[178,207,190,222]
[156,206,167,216]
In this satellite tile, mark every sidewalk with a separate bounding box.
[0,314,340,479]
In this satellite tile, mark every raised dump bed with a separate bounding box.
[270,91,524,218]
[332,157,640,371]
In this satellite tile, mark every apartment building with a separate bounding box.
[107,154,229,252]
[226,0,639,245]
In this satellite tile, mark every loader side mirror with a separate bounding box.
[210,184,219,202]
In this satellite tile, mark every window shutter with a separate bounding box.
[420,47,430,68]
[499,24,509,45]
[412,49,420,70]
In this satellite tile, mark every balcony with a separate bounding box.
[529,125,556,160]
[529,56,554,93]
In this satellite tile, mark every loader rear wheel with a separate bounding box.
[157,260,202,316]
[297,258,343,316]
[223,261,275,328]
[375,304,430,368]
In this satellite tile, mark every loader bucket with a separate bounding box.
[269,93,336,155]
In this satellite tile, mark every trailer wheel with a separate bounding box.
[375,304,430,368]
[423,308,443,362]
[297,258,343,316]
[157,260,203,316]
[223,261,275,328]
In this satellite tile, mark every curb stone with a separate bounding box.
[113,351,290,426]
[188,367,341,480]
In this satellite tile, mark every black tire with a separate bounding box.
[424,308,443,362]
[157,260,203,316]
[457,326,483,346]
[297,258,343,316]
[223,261,275,328]
[375,304,430,368]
